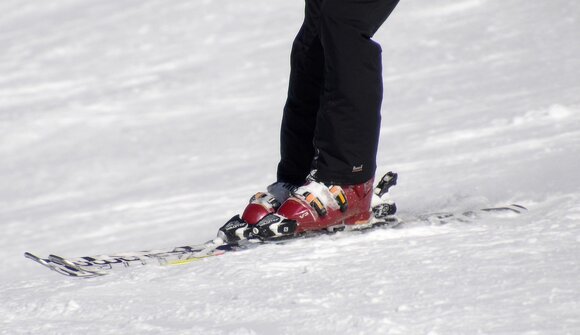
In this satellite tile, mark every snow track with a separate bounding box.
[1,0,579,333]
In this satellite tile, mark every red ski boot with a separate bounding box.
[277,177,375,233]
[218,172,398,243]
[249,172,398,239]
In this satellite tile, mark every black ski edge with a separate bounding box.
[480,207,516,213]
[480,204,528,214]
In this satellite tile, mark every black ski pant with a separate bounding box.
[277,0,399,186]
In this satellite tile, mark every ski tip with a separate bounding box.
[24,252,42,262]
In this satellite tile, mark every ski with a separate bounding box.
[24,204,525,278]
[23,170,528,278]
[24,240,237,278]
[24,171,400,278]
[23,216,399,278]
[411,203,528,225]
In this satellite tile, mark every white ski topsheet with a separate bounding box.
[1,0,580,334]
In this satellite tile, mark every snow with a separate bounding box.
[1,0,579,333]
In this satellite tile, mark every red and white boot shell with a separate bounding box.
[277,178,375,234]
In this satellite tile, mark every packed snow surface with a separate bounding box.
[1,0,579,334]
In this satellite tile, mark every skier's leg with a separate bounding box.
[312,0,399,185]
[277,0,325,185]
